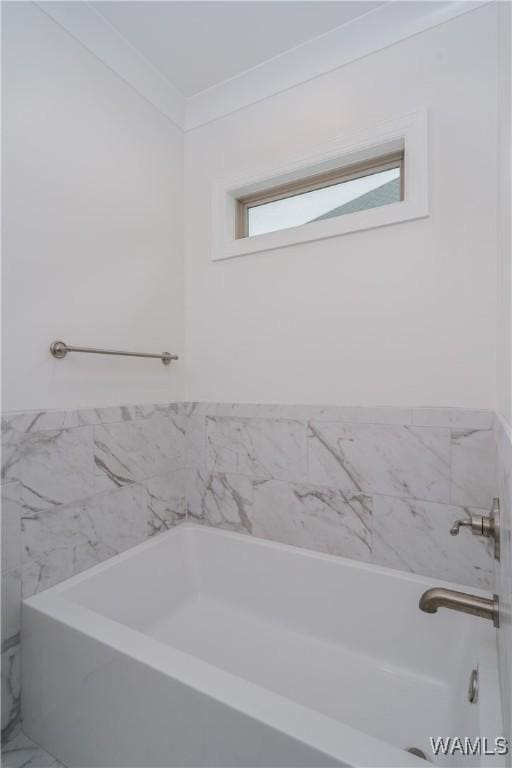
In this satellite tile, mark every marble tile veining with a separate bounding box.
[1,403,185,432]
[207,417,307,482]
[372,495,494,589]
[2,483,21,574]
[133,402,184,421]
[412,408,494,430]
[0,400,501,757]
[1,411,72,435]
[74,405,136,427]
[308,421,451,503]
[146,470,187,533]
[1,731,65,768]
[252,479,372,561]
[94,412,185,487]
[21,484,152,597]
[1,640,21,745]
[1,479,22,745]
[2,427,97,513]
[188,469,253,533]
[450,428,495,508]
[0,402,499,614]
[185,403,213,473]
[1,570,21,642]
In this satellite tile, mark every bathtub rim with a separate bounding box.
[23,522,497,600]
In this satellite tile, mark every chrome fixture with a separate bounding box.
[50,340,178,366]
[419,588,499,627]
[450,497,500,560]
[468,668,478,704]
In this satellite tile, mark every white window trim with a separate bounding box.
[211,109,429,262]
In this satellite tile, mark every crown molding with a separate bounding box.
[185,1,491,130]
[35,1,490,134]
[35,1,187,130]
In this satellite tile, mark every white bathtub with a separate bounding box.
[22,524,501,767]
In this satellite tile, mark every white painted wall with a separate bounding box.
[496,1,512,755]
[497,0,512,427]
[2,3,500,412]
[184,5,498,408]
[2,2,185,412]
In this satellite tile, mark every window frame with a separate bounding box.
[235,150,405,240]
[211,109,429,262]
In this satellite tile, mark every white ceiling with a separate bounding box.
[40,1,484,130]
[92,1,385,96]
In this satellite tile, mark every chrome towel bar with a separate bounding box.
[50,340,178,366]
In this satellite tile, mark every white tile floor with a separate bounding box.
[1,732,66,768]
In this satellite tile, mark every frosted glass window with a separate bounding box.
[236,153,403,239]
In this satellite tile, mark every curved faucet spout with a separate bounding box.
[419,588,499,627]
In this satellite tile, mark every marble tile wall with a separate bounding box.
[0,402,187,744]
[1,483,22,744]
[186,403,497,591]
[495,415,512,758]
[2,731,66,768]
[0,400,499,747]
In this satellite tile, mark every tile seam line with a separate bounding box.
[196,469,485,509]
